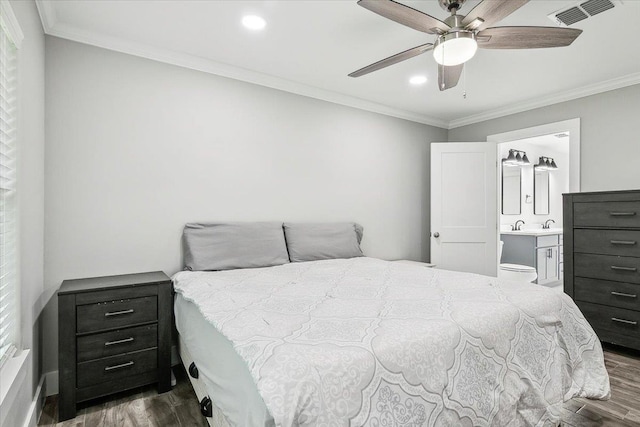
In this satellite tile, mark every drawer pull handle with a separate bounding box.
[611,240,637,246]
[611,291,637,298]
[104,337,134,346]
[610,212,637,217]
[611,317,638,326]
[611,266,638,272]
[104,361,134,371]
[104,309,134,317]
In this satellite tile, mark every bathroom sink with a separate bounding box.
[501,228,563,236]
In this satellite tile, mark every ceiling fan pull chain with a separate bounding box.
[463,63,467,99]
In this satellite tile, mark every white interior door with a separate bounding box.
[431,142,498,276]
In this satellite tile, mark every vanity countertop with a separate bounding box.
[501,228,563,236]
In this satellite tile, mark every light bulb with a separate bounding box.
[433,32,478,66]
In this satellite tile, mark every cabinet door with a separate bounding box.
[536,247,549,284]
[546,246,559,282]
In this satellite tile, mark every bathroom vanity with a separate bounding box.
[501,230,564,285]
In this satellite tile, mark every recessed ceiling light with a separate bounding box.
[242,15,266,31]
[409,75,428,85]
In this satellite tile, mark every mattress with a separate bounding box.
[175,294,273,426]
[173,257,610,427]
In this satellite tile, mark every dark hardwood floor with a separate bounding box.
[39,346,640,426]
[38,367,207,427]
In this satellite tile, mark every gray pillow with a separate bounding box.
[284,223,364,262]
[183,222,289,271]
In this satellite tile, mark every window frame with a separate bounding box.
[0,0,24,369]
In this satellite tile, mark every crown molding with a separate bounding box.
[1,0,24,48]
[449,72,640,129]
[34,0,56,33]
[35,9,448,129]
[32,0,640,131]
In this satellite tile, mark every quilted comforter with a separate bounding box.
[173,257,610,427]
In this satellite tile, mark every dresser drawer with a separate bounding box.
[77,296,157,333]
[575,253,640,284]
[574,277,640,311]
[77,348,157,388]
[577,301,640,340]
[574,201,640,228]
[77,324,157,363]
[574,229,640,257]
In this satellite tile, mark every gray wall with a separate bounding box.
[3,1,45,426]
[42,37,447,375]
[449,84,640,192]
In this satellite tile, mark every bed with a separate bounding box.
[173,255,610,426]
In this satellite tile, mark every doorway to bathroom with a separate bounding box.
[488,119,581,292]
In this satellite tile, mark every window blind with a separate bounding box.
[0,13,18,366]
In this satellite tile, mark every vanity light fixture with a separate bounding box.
[535,156,558,171]
[503,149,530,167]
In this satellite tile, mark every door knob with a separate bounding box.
[433,232,440,238]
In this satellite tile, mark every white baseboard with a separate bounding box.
[22,375,46,427]
[44,370,58,397]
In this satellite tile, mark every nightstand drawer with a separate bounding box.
[77,324,157,362]
[575,229,640,257]
[575,253,640,284]
[574,201,640,228]
[77,348,157,388]
[77,296,157,333]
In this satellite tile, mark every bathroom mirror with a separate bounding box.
[534,169,550,215]
[502,164,521,215]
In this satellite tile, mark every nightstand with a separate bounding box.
[57,271,172,421]
[392,260,436,268]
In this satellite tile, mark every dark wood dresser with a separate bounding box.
[58,271,172,421]
[564,190,640,351]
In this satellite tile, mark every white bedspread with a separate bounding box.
[173,257,610,427]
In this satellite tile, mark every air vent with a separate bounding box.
[548,0,620,26]
[556,7,588,25]
[581,0,615,16]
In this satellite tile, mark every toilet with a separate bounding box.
[499,241,538,283]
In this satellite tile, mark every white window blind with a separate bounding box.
[0,10,18,366]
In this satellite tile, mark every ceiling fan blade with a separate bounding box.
[349,43,433,78]
[462,0,529,31]
[358,0,450,34]
[438,63,463,91]
[477,26,583,49]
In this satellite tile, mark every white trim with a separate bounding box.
[0,349,30,426]
[0,0,24,48]
[44,370,58,396]
[33,1,640,129]
[22,375,45,427]
[35,0,57,33]
[487,118,581,192]
[449,74,640,129]
[37,16,447,128]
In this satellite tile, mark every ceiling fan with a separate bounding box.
[349,0,583,91]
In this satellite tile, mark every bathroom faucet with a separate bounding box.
[543,219,556,229]
[513,220,525,231]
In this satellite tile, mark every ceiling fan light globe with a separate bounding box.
[433,32,477,66]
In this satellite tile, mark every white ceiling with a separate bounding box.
[36,0,640,128]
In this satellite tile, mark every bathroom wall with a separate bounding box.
[499,137,570,230]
